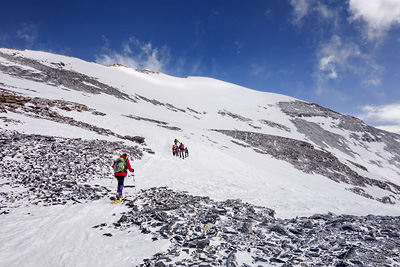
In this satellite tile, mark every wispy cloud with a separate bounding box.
[349,0,400,41]
[264,8,272,18]
[289,0,342,26]
[251,63,271,79]
[95,36,170,72]
[95,36,214,78]
[359,103,400,134]
[211,9,220,17]
[289,1,388,96]
[234,40,243,55]
[16,24,38,48]
[289,0,312,25]
[190,58,203,75]
[290,0,400,38]
[315,36,360,84]
[314,35,384,94]
[0,33,9,42]
[314,2,335,20]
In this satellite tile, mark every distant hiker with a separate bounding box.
[172,144,177,156]
[179,143,185,159]
[175,145,180,157]
[174,138,179,145]
[185,147,189,157]
[112,153,134,200]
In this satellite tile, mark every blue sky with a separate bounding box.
[1,0,400,133]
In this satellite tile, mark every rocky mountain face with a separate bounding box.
[278,100,400,171]
[1,48,400,266]
[217,100,400,204]
[216,128,400,204]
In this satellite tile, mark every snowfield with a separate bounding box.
[1,48,400,266]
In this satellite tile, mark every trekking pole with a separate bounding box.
[132,174,137,194]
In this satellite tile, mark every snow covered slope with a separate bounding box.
[2,48,400,267]
[1,47,400,220]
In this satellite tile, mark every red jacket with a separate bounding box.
[112,154,134,177]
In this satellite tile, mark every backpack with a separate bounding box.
[113,157,127,172]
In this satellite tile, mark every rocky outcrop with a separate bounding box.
[98,187,400,267]
[0,51,136,101]
[259,119,291,132]
[124,114,181,131]
[218,110,252,122]
[279,100,400,170]
[215,129,400,203]
[0,130,142,212]
[0,89,148,145]
[136,94,186,113]
[0,90,101,114]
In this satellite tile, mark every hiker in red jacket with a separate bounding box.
[179,143,185,159]
[112,153,134,199]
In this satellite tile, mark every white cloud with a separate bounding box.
[314,34,384,93]
[95,36,170,72]
[361,103,400,122]
[290,0,312,24]
[288,1,390,98]
[359,103,400,134]
[316,35,361,81]
[290,0,400,40]
[349,0,400,40]
[376,125,400,134]
[364,78,382,86]
[315,3,335,20]
[319,55,338,79]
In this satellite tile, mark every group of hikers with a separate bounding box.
[111,138,190,200]
[172,138,189,159]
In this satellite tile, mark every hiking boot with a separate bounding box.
[116,193,122,200]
